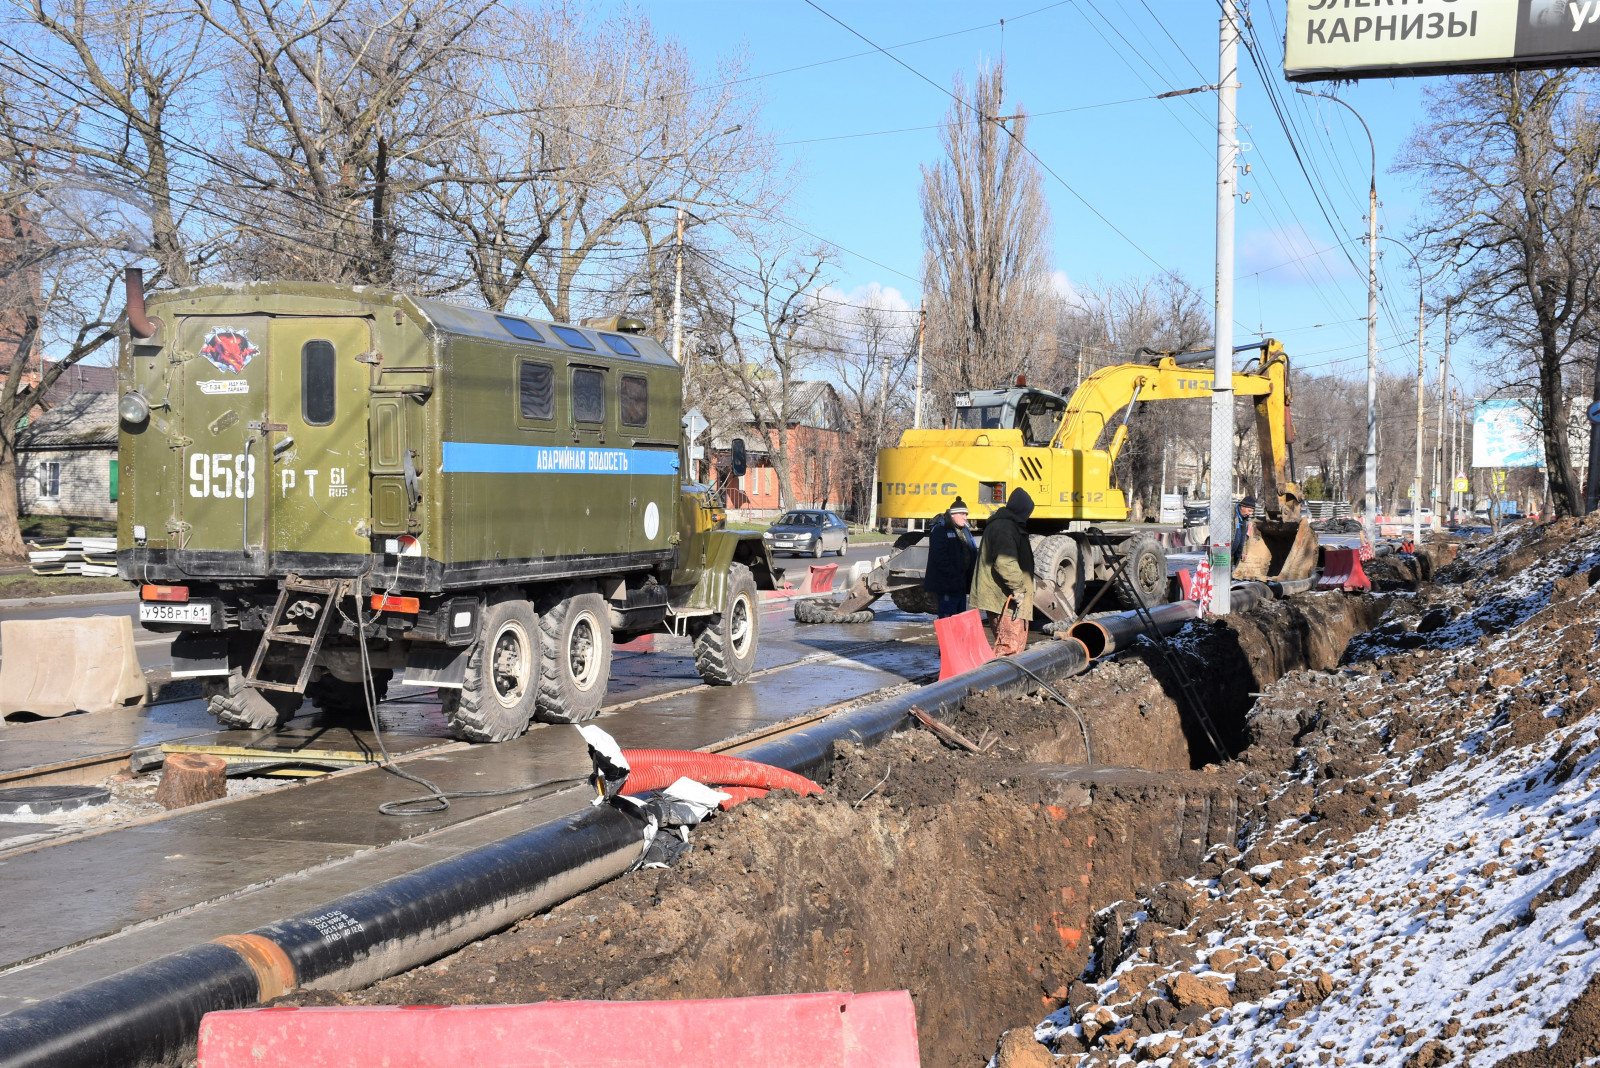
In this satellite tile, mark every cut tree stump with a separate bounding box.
[155,752,228,809]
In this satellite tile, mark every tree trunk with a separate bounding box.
[0,435,28,561]
[155,753,229,809]
[1538,356,1581,516]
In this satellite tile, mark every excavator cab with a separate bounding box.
[951,388,1067,446]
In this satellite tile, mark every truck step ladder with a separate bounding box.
[246,576,345,693]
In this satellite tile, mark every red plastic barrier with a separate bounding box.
[807,563,839,595]
[1176,568,1193,599]
[935,608,994,680]
[616,634,654,653]
[717,785,769,810]
[618,749,823,797]
[1317,547,1371,592]
[197,991,922,1068]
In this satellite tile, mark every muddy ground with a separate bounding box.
[275,591,1379,1068]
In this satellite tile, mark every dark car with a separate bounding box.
[763,510,849,557]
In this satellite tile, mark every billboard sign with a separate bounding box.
[1285,1,1600,81]
[1472,398,1544,468]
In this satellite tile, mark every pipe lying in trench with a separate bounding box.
[0,637,1094,1068]
[1068,581,1281,660]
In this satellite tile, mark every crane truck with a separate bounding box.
[816,339,1317,623]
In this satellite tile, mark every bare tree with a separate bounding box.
[697,229,834,512]
[920,60,1052,406]
[1401,71,1600,516]
[814,285,916,521]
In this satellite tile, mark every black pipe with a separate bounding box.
[738,635,1091,782]
[0,637,1096,1068]
[0,804,646,1068]
[1266,576,1318,598]
[1069,601,1200,659]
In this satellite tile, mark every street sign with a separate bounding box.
[1588,400,1600,425]
[1430,488,1439,499]
[1285,0,1600,82]
[683,408,708,441]
[1454,477,1470,493]
[1407,486,1417,498]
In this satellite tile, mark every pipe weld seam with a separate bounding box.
[211,934,297,1003]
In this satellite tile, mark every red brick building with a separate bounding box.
[710,381,854,519]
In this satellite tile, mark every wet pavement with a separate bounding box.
[0,599,936,1013]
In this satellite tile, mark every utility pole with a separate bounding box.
[869,344,890,529]
[671,207,685,367]
[1296,87,1377,545]
[1412,281,1426,548]
[1209,0,1239,616]
[1433,306,1450,518]
[912,301,926,429]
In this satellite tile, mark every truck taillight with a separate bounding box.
[980,481,1006,505]
[141,584,189,602]
[371,595,420,614]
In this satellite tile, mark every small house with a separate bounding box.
[15,391,118,520]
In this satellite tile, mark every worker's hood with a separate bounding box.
[1006,488,1035,521]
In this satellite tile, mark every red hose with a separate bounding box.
[715,786,770,811]
[618,749,822,798]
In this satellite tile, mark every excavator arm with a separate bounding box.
[1056,339,1301,521]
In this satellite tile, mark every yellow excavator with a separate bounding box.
[827,339,1317,622]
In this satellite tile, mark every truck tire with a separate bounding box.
[693,563,760,684]
[443,598,540,742]
[1033,533,1083,623]
[306,669,392,719]
[204,668,303,731]
[794,596,875,625]
[889,585,939,615]
[534,585,612,723]
[1112,533,1169,609]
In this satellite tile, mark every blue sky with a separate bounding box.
[644,0,1469,388]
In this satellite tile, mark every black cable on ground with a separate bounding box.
[991,653,1094,766]
[346,595,583,817]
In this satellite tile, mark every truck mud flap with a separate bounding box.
[403,645,470,689]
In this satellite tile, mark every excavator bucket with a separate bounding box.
[1233,517,1318,583]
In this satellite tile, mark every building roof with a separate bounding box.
[17,390,118,449]
[42,362,117,402]
[707,380,849,451]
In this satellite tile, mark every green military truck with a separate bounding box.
[116,272,780,742]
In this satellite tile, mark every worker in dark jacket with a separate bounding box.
[1231,495,1256,566]
[923,497,978,617]
[970,488,1036,619]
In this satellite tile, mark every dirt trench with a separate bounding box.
[277,592,1378,1068]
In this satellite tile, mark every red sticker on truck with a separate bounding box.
[200,327,259,373]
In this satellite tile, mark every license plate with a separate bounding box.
[139,602,212,625]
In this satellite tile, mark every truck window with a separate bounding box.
[572,368,605,423]
[495,315,544,343]
[302,339,336,425]
[551,325,596,351]
[601,334,640,356]
[519,360,554,421]
[620,375,648,426]
[1023,401,1064,446]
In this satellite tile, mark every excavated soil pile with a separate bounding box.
[272,593,1375,1068]
[996,515,1600,1068]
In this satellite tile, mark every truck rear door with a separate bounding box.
[265,318,372,563]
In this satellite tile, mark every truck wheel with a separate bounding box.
[204,668,303,731]
[693,563,759,685]
[1033,534,1083,623]
[443,598,540,742]
[535,586,612,723]
[1112,534,1169,609]
[889,586,939,615]
[306,670,392,719]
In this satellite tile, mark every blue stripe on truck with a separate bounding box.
[441,442,680,476]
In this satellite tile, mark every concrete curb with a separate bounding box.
[0,590,135,610]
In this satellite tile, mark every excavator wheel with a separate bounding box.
[1112,533,1169,609]
[1032,534,1084,624]
[889,586,939,615]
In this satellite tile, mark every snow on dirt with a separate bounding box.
[1007,517,1600,1068]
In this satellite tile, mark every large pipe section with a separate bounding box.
[1069,580,1282,660]
[0,637,1094,1068]
[0,805,646,1068]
